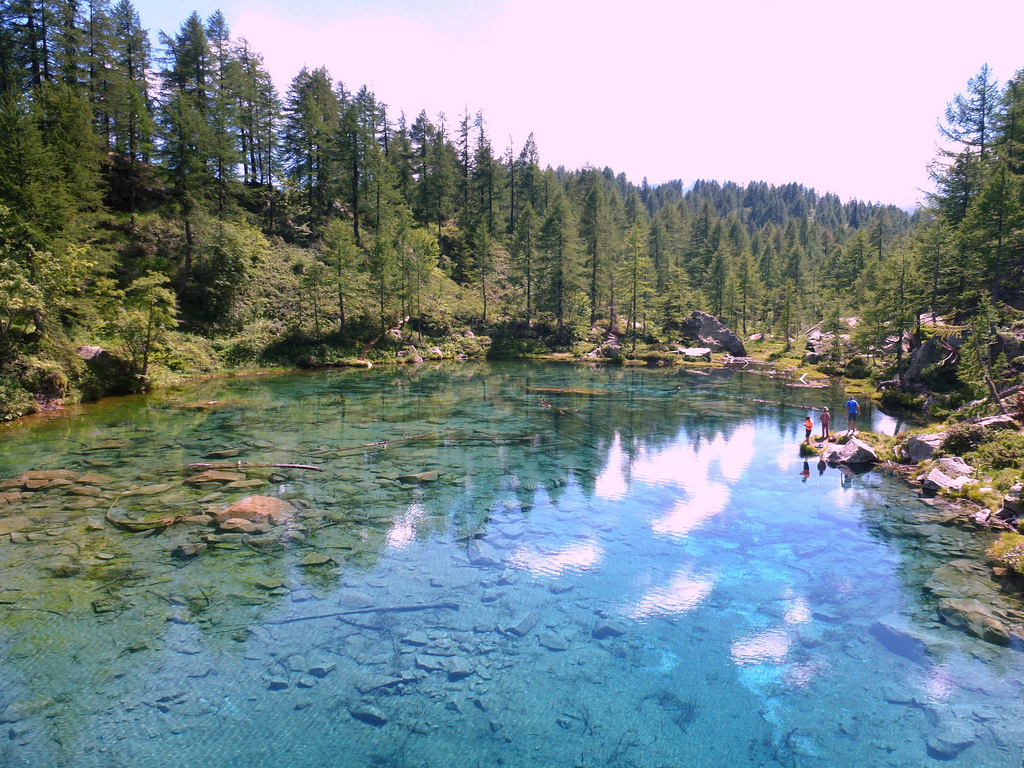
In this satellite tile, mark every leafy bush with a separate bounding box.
[487,337,548,359]
[964,430,1024,471]
[0,376,37,421]
[939,422,989,456]
[844,356,871,379]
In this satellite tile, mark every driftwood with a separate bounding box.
[187,462,323,471]
[264,601,459,625]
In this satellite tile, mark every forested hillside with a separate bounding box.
[0,3,1021,420]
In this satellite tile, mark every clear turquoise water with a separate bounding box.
[0,362,1021,767]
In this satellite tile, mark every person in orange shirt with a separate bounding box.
[803,414,814,443]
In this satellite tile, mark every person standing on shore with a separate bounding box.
[820,406,831,440]
[803,414,814,443]
[845,397,859,435]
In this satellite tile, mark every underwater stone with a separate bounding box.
[591,620,627,639]
[0,516,31,536]
[187,470,246,486]
[924,560,996,600]
[504,611,541,638]
[219,518,258,533]
[467,542,503,567]
[397,470,439,484]
[350,703,388,726]
[67,499,101,510]
[204,449,240,459]
[927,723,976,760]
[214,496,296,526]
[76,472,113,486]
[299,552,333,567]
[869,615,930,664]
[538,633,569,651]
[128,483,176,496]
[171,542,207,560]
[415,655,447,672]
[308,660,336,678]
[403,632,429,646]
[938,598,1022,646]
[446,657,475,680]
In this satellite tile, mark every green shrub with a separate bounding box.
[0,376,38,421]
[844,356,871,379]
[487,337,548,359]
[964,430,1024,471]
[939,422,989,456]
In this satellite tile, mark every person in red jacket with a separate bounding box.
[820,406,831,440]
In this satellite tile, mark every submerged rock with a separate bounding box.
[869,615,932,664]
[592,619,627,640]
[214,496,296,526]
[937,598,1024,646]
[924,560,996,600]
[349,703,388,726]
[397,470,439,484]
[187,470,246,486]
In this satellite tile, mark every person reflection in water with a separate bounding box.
[800,460,810,482]
[817,456,826,475]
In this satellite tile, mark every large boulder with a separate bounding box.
[921,468,976,493]
[678,311,746,357]
[822,438,878,465]
[933,456,973,478]
[903,334,962,385]
[900,433,945,464]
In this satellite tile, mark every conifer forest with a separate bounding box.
[0,4,1022,422]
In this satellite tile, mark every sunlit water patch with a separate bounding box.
[0,362,1021,767]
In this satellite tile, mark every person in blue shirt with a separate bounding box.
[845,397,859,435]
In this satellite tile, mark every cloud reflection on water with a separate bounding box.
[628,568,716,619]
[509,539,603,577]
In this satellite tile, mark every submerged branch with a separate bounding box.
[264,601,460,625]
[186,462,323,471]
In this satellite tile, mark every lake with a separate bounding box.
[0,361,1021,767]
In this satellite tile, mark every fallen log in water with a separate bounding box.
[264,601,460,625]
[186,462,323,471]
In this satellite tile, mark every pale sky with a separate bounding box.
[134,0,1024,209]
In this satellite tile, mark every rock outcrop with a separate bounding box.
[822,438,878,465]
[678,311,746,357]
[900,433,945,463]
